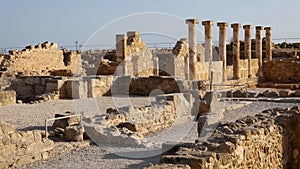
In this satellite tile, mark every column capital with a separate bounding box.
[186,19,199,24]
[217,22,228,28]
[264,27,272,31]
[202,20,214,27]
[231,23,241,29]
[243,24,252,29]
[255,26,264,30]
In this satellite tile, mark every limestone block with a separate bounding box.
[45,81,59,93]
[262,90,279,98]
[295,91,300,97]
[278,90,291,97]
[116,122,138,132]
[52,113,80,129]
[65,80,88,99]
[64,126,85,141]
[50,43,58,49]
[0,121,16,135]
[25,45,35,50]
[0,90,16,106]
[35,43,42,49]
[42,41,51,49]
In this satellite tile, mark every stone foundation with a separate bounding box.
[155,106,300,169]
[1,76,67,102]
[0,122,54,169]
[83,93,193,147]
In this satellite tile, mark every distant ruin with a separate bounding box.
[0,41,83,77]
[0,17,300,169]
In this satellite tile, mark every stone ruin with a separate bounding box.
[97,31,158,77]
[0,17,300,169]
[0,119,89,169]
[84,93,194,148]
[147,106,300,169]
[0,41,83,77]
[0,121,54,168]
[0,18,298,103]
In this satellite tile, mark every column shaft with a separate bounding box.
[265,27,273,61]
[243,25,252,78]
[186,19,199,80]
[256,26,264,68]
[231,23,241,80]
[217,22,228,82]
[116,34,127,62]
[202,21,214,74]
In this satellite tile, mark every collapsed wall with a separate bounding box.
[0,41,83,77]
[156,38,209,80]
[84,93,194,147]
[152,106,300,169]
[97,31,158,77]
[0,122,54,169]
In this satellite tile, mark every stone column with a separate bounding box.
[186,19,199,80]
[116,34,128,75]
[243,25,253,78]
[264,27,273,61]
[231,23,241,80]
[217,22,228,82]
[202,20,214,74]
[255,26,264,70]
[116,34,127,62]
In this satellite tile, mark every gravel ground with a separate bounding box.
[0,96,154,130]
[17,145,161,169]
[2,96,300,169]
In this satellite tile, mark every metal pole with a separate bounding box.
[210,71,214,91]
[75,41,78,51]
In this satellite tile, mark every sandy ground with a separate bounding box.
[1,95,299,169]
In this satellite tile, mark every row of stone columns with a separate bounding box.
[185,19,273,81]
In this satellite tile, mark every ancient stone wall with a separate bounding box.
[81,50,107,75]
[157,106,300,169]
[84,93,193,147]
[228,88,300,98]
[0,122,54,169]
[263,59,300,83]
[156,38,207,80]
[124,49,156,76]
[226,59,259,79]
[97,32,158,77]
[87,76,114,97]
[0,42,83,77]
[111,76,190,96]
[62,76,114,99]
[2,76,68,102]
[155,39,187,78]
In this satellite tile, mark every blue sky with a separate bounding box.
[0,0,299,49]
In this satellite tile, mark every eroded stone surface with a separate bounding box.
[155,106,300,169]
[0,42,83,77]
[83,93,194,148]
[0,121,54,169]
